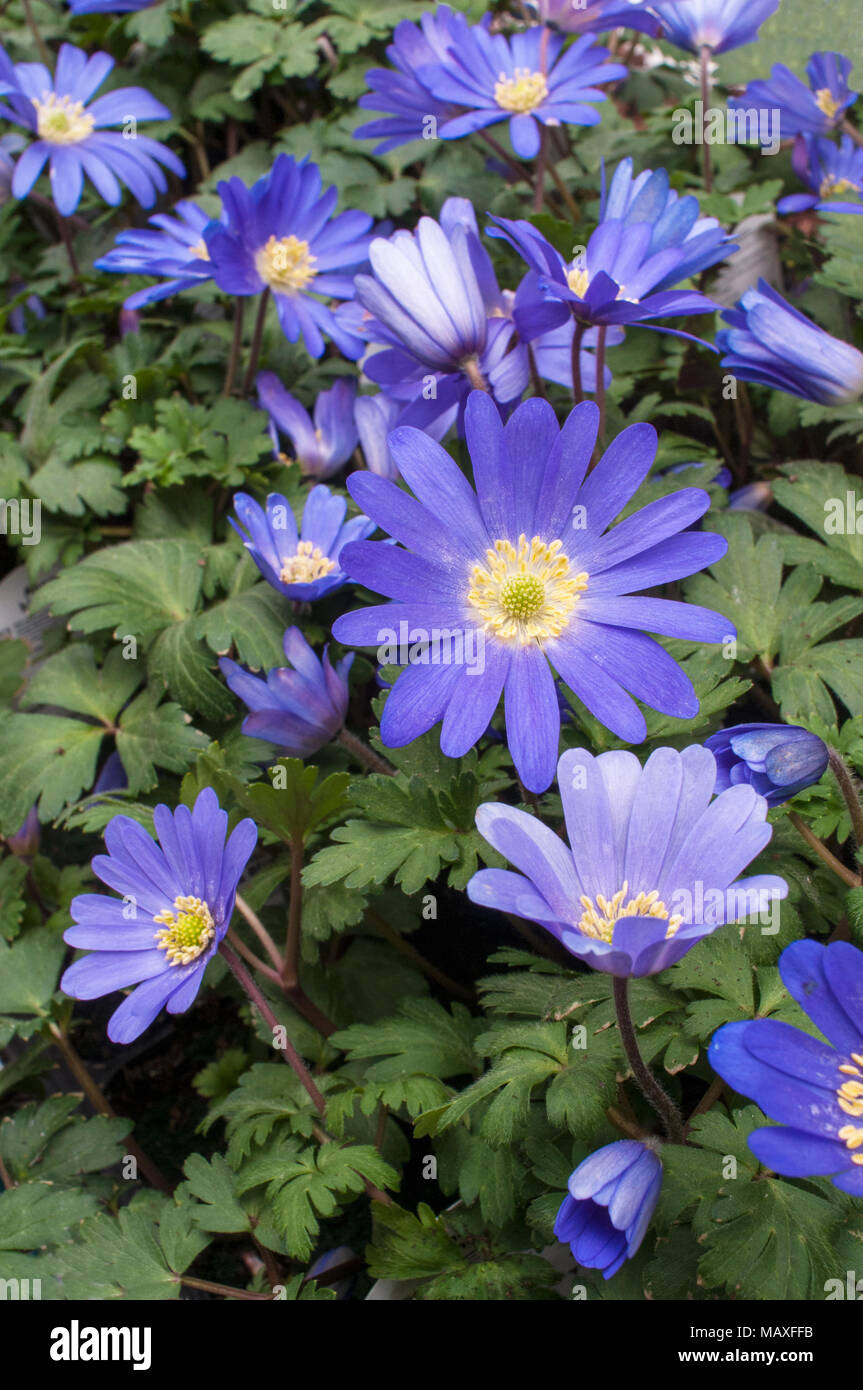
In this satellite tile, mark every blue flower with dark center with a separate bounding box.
[490,158,733,346]
[60,789,257,1044]
[332,390,733,792]
[417,22,627,159]
[730,52,857,139]
[94,199,217,309]
[257,372,358,481]
[705,723,829,806]
[204,154,374,360]
[0,41,184,215]
[355,5,471,154]
[555,1141,663,1278]
[231,484,375,603]
[526,0,661,37]
[777,134,863,218]
[468,744,786,975]
[353,197,528,437]
[717,279,863,404]
[220,627,352,756]
[652,0,779,55]
[709,940,863,1196]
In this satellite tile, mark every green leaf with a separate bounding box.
[0,927,65,1021]
[0,1183,98,1251]
[179,1153,252,1234]
[365,1201,467,1281]
[32,539,204,640]
[50,1201,182,1299]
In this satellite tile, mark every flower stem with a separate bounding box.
[612,977,686,1144]
[700,45,713,194]
[241,288,270,397]
[219,942,328,1115]
[22,0,51,65]
[282,837,304,989]
[56,213,81,282]
[223,299,245,397]
[843,119,863,149]
[827,746,863,851]
[462,356,490,393]
[337,726,395,776]
[570,318,585,406]
[47,1022,174,1194]
[590,323,607,468]
[788,811,861,888]
[533,126,547,213]
[546,160,580,222]
[226,927,282,985]
[234,892,284,970]
[477,128,531,186]
[179,1275,274,1301]
[366,907,475,1003]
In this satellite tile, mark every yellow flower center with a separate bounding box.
[467,533,587,643]
[837,1052,863,1165]
[153,895,215,966]
[819,175,860,199]
[577,882,684,943]
[32,92,95,146]
[815,88,841,120]
[189,239,210,261]
[567,263,638,304]
[279,540,336,585]
[494,68,549,114]
[255,234,317,294]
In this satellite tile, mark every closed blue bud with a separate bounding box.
[705,723,828,805]
[554,1140,662,1279]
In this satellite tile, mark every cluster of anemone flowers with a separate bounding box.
[7,0,863,1295]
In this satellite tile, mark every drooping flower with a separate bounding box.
[60,788,257,1044]
[709,940,863,1196]
[554,1141,663,1279]
[94,199,217,310]
[332,391,733,792]
[220,627,352,756]
[467,744,787,975]
[354,393,401,480]
[777,134,863,218]
[353,197,528,436]
[730,52,857,139]
[491,158,733,346]
[0,41,184,216]
[355,5,470,154]
[231,484,375,603]
[717,279,863,404]
[652,0,779,55]
[256,372,358,481]
[526,0,661,37]
[204,155,374,360]
[705,723,828,806]
[418,23,627,159]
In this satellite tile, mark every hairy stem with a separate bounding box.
[234,892,284,970]
[241,288,270,396]
[223,299,245,397]
[226,927,282,985]
[179,1275,274,1300]
[788,811,861,888]
[613,977,686,1144]
[570,318,585,406]
[337,726,395,776]
[700,45,713,194]
[828,746,863,850]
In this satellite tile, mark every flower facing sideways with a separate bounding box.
[61,789,256,1043]
[705,722,828,806]
[94,198,217,310]
[231,485,375,603]
[555,1141,663,1278]
[220,627,352,756]
[333,391,732,793]
[468,745,787,977]
[257,372,358,481]
[709,941,863,1196]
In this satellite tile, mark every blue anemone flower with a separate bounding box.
[257,372,358,481]
[231,484,375,603]
[94,199,217,310]
[355,5,471,155]
[204,155,374,360]
[652,0,779,55]
[417,23,627,159]
[0,42,184,216]
[332,391,733,792]
[468,744,786,976]
[709,941,863,1196]
[777,134,863,218]
[220,627,352,756]
[555,1141,663,1279]
[353,197,528,437]
[490,159,733,347]
[717,279,863,404]
[68,0,157,11]
[730,52,857,140]
[526,0,661,36]
[60,788,257,1044]
[705,723,828,806]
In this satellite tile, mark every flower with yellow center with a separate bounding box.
[254,234,317,294]
[819,174,860,199]
[815,88,841,121]
[279,540,337,586]
[32,92,95,146]
[837,1052,863,1165]
[567,263,638,305]
[189,239,211,261]
[154,895,215,966]
[467,533,587,644]
[493,68,549,115]
[576,882,684,944]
